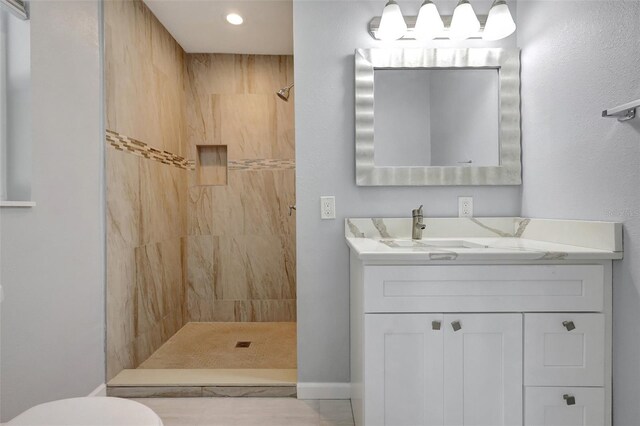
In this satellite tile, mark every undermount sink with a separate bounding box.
[380,239,487,249]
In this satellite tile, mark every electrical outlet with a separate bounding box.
[320,196,336,219]
[458,196,473,218]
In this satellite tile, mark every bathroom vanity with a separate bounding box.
[346,217,622,426]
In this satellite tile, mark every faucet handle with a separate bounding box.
[412,205,424,217]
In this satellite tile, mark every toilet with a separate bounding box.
[7,397,163,425]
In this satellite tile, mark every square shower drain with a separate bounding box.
[235,341,251,348]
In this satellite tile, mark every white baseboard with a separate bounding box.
[88,383,107,397]
[296,383,351,400]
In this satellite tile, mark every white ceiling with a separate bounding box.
[143,0,293,55]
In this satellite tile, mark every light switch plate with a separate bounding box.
[458,196,473,218]
[320,196,336,219]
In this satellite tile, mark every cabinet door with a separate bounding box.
[525,387,605,426]
[365,314,444,426]
[444,314,523,426]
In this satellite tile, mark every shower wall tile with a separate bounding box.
[135,243,165,337]
[106,146,141,380]
[252,300,297,322]
[208,300,297,322]
[208,178,244,236]
[186,55,244,148]
[106,240,137,380]
[160,240,185,320]
[218,235,295,300]
[276,93,295,159]
[184,52,295,168]
[107,341,136,383]
[187,169,295,238]
[105,0,186,156]
[161,303,185,344]
[187,186,214,236]
[247,55,294,95]
[134,320,165,369]
[106,130,193,170]
[140,159,187,245]
[185,53,296,323]
[186,235,216,317]
[135,238,185,337]
[184,170,297,322]
[208,93,294,160]
[229,159,295,171]
[106,148,141,248]
[184,232,296,322]
[105,0,189,380]
[240,170,295,238]
[217,94,277,159]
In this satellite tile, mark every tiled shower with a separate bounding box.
[105,0,295,382]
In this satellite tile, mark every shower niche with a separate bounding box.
[196,144,227,186]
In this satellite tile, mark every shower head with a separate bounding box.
[277,83,294,102]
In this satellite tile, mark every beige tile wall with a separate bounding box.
[105,0,188,380]
[185,54,296,322]
[104,0,187,156]
[105,2,296,381]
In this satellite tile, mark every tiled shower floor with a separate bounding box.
[107,322,297,397]
[139,322,296,369]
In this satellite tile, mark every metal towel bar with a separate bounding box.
[602,99,640,122]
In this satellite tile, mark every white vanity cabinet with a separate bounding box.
[350,258,613,426]
[365,313,523,426]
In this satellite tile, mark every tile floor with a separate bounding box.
[133,397,355,426]
[139,322,297,370]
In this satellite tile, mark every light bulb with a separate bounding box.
[483,0,516,41]
[377,0,407,41]
[449,0,480,41]
[226,13,244,25]
[414,0,444,41]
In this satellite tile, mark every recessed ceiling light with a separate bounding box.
[226,13,243,25]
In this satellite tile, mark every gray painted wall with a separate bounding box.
[0,1,104,421]
[293,0,519,385]
[517,1,640,423]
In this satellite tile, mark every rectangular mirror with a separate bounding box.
[355,48,521,186]
[374,68,500,167]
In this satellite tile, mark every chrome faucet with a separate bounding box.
[412,205,426,240]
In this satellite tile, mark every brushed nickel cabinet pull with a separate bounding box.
[451,321,461,332]
[432,320,441,331]
[563,394,576,406]
[562,321,576,331]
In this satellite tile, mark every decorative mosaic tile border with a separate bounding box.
[229,159,295,171]
[106,130,295,171]
[106,130,194,170]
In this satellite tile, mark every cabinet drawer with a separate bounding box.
[524,314,605,386]
[363,265,604,313]
[525,387,605,426]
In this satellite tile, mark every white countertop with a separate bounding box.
[346,218,623,262]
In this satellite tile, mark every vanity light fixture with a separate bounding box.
[414,0,444,41]
[482,0,516,41]
[369,0,516,41]
[226,13,244,25]
[377,0,408,41]
[449,0,480,41]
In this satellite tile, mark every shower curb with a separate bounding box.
[107,385,297,398]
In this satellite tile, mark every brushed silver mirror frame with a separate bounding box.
[355,48,521,186]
